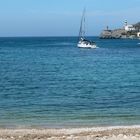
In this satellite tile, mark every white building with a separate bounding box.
[124,21,136,32]
[137,32,140,38]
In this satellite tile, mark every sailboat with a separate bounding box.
[77,9,97,48]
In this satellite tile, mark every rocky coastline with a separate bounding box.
[100,22,140,39]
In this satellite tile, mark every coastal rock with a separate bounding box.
[134,22,140,30]
[100,28,125,39]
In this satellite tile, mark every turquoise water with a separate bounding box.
[0,37,140,128]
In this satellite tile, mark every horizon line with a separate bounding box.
[0,35,99,38]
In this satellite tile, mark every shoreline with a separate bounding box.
[0,125,140,140]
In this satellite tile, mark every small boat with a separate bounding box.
[77,9,97,49]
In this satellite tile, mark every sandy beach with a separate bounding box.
[0,126,140,140]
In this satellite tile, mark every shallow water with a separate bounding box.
[0,37,140,128]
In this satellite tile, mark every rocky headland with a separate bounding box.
[100,22,140,39]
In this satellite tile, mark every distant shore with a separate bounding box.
[100,21,140,39]
[0,126,140,140]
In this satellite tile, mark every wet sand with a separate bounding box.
[0,126,140,140]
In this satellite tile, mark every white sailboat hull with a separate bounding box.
[77,41,97,49]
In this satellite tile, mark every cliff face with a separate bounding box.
[100,30,112,39]
[100,22,140,39]
[100,29,126,39]
[134,22,140,30]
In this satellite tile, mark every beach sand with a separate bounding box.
[0,126,140,140]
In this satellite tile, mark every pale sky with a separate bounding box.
[0,0,140,37]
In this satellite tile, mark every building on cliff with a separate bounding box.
[124,20,136,32]
[137,32,140,38]
[100,21,140,39]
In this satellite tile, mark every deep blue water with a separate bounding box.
[0,37,140,128]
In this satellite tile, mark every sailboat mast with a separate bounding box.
[83,8,86,38]
[79,8,86,40]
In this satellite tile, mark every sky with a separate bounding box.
[0,0,140,37]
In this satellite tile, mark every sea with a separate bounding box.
[0,37,140,128]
